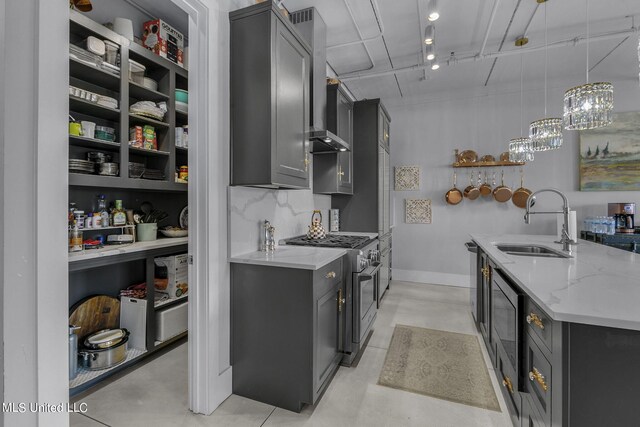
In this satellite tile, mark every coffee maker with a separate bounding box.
[608,203,635,234]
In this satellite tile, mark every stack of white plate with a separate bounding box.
[69,159,95,174]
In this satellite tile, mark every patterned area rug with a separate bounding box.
[378,325,501,411]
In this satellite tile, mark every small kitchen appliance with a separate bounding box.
[608,203,635,233]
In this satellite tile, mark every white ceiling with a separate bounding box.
[283,0,640,104]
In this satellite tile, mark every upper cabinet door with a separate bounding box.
[337,91,353,193]
[274,17,310,185]
[337,91,352,148]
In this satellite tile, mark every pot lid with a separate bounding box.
[84,328,128,349]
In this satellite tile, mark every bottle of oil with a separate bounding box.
[69,222,83,253]
[112,199,127,226]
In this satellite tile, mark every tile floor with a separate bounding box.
[72,281,512,427]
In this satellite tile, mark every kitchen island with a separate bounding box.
[470,234,640,427]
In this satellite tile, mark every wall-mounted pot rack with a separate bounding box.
[451,149,525,168]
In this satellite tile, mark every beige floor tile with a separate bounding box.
[70,413,108,426]
[184,395,275,426]
[75,279,512,427]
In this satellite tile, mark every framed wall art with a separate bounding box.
[580,111,640,191]
[405,199,431,224]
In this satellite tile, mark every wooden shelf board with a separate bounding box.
[128,113,170,128]
[69,58,121,91]
[452,161,525,168]
[129,146,171,157]
[69,96,120,120]
[129,80,170,102]
[69,135,120,150]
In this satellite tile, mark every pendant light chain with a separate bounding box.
[586,0,589,83]
[520,54,524,137]
[544,1,548,116]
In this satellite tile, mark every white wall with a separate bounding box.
[388,78,640,287]
[229,187,331,256]
[0,1,5,423]
[3,0,69,425]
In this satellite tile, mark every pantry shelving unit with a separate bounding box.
[69,10,188,192]
[68,10,189,397]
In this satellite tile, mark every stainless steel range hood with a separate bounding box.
[290,8,350,153]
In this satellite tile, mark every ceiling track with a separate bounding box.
[484,0,524,86]
[338,26,639,82]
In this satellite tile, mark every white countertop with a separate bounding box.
[471,234,640,331]
[229,246,347,270]
[69,237,188,263]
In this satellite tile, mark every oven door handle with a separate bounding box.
[358,262,381,282]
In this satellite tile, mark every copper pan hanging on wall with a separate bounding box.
[492,170,512,203]
[445,172,463,205]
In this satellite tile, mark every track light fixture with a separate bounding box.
[427,0,439,21]
[424,25,435,45]
[426,44,435,61]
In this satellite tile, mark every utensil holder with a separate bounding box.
[136,223,157,242]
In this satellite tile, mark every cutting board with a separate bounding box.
[69,295,120,340]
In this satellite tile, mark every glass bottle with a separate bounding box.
[112,200,127,226]
[69,222,83,253]
[97,195,109,228]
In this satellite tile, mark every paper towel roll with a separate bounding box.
[557,210,577,241]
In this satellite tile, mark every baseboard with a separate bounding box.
[393,269,470,288]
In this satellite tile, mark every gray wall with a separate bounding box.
[387,78,640,286]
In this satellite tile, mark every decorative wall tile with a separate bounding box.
[395,166,421,191]
[405,199,431,224]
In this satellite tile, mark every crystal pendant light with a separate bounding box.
[563,0,614,130]
[509,55,534,162]
[530,0,563,151]
[509,138,535,162]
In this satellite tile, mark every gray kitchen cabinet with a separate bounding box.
[313,83,353,195]
[477,249,494,365]
[473,246,640,427]
[333,99,391,236]
[230,1,311,189]
[231,258,344,412]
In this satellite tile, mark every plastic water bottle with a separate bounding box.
[607,217,616,235]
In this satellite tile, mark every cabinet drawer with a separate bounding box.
[525,333,552,425]
[522,394,546,427]
[525,298,553,353]
[495,342,521,425]
[313,258,343,294]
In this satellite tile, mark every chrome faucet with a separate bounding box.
[524,188,576,252]
[261,220,276,252]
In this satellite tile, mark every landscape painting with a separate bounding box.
[580,111,640,191]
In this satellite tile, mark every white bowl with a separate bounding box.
[160,229,188,238]
[176,101,188,114]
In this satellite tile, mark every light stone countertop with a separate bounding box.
[229,246,347,270]
[471,234,640,331]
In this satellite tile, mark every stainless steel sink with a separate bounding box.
[495,244,571,258]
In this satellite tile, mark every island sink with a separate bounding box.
[495,244,571,258]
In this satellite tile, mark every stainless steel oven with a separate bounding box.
[285,234,379,366]
[354,259,380,343]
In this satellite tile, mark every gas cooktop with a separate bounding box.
[285,234,371,249]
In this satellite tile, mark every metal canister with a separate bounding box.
[69,325,81,379]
